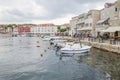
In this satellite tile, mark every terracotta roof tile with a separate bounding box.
[39,23,55,27]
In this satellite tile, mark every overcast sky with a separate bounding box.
[0,0,116,25]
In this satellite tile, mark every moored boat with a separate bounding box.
[60,43,91,54]
[50,37,67,45]
[42,36,51,41]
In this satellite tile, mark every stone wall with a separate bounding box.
[81,40,120,54]
[110,19,120,26]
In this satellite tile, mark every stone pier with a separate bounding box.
[81,40,120,54]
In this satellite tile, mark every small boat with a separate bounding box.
[42,36,51,41]
[50,37,67,45]
[60,43,91,54]
[20,34,26,37]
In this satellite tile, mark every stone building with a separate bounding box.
[30,23,57,37]
[70,16,79,36]
[59,23,70,36]
[76,13,86,33]
[12,27,19,37]
[18,26,31,36]
[96,0,120,39]
[76,10,100,37]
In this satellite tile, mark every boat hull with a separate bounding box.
[43,38,51,41]
[60,46,91,54]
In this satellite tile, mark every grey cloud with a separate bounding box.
[0,9,31,23]
[34,0,106,19]
[7,9,36,19]
[0,0,115,23]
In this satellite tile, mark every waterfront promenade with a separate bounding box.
[64,36,120,54]
[81,38,120,54]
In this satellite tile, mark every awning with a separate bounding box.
[96,28,106,32]
[97,18,110,24]
[102,26,120,32]
[77,27,92,31]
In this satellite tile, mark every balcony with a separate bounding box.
[77,19,85,25]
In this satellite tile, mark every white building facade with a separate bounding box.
[31,24,57,36]
[70,10,100,37]
[96,0,120,39]
[12,27,19,37]
[70,16,79,36]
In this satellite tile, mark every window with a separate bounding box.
[52,28,54,32]
[79,18,84,22]
[89,23,92,27]
[85,24,88,27]
[38,28,40,32]
[48,30,50,32]
[115,8,117,12]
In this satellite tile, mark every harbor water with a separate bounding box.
[0,37,120,80]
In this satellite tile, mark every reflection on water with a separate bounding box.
[0,37,119,80]
[89,48,120,80]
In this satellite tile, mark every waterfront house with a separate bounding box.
[76,13,86,34]
[60,23,70,29]
[0,25,5,33]
[18,26,31,36]
[58,23,70,36]
[75,10,100,37]
[70,16,79,36]
[12,27,19,37]
[96,0,120,39]
[30,23,57,37]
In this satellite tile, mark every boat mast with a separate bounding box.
[75,21,82,48]
[78,34,82,48]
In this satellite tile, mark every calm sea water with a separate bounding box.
[0,37,119,80]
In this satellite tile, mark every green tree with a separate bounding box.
[7,24,13,32]
[7,24,18,32]
[57,26,61,36]
[60,28,67,32]
[57,26,61,32]
[4,25,8,32]
[60,28,67,36]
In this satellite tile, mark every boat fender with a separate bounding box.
[40,54,43,57]
[37,41,39,43]
[36,45,40,47]
[44,50,47,52]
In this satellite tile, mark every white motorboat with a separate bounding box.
[50,37,67,45]
[60,43,91,54]
[42,36,51,41]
